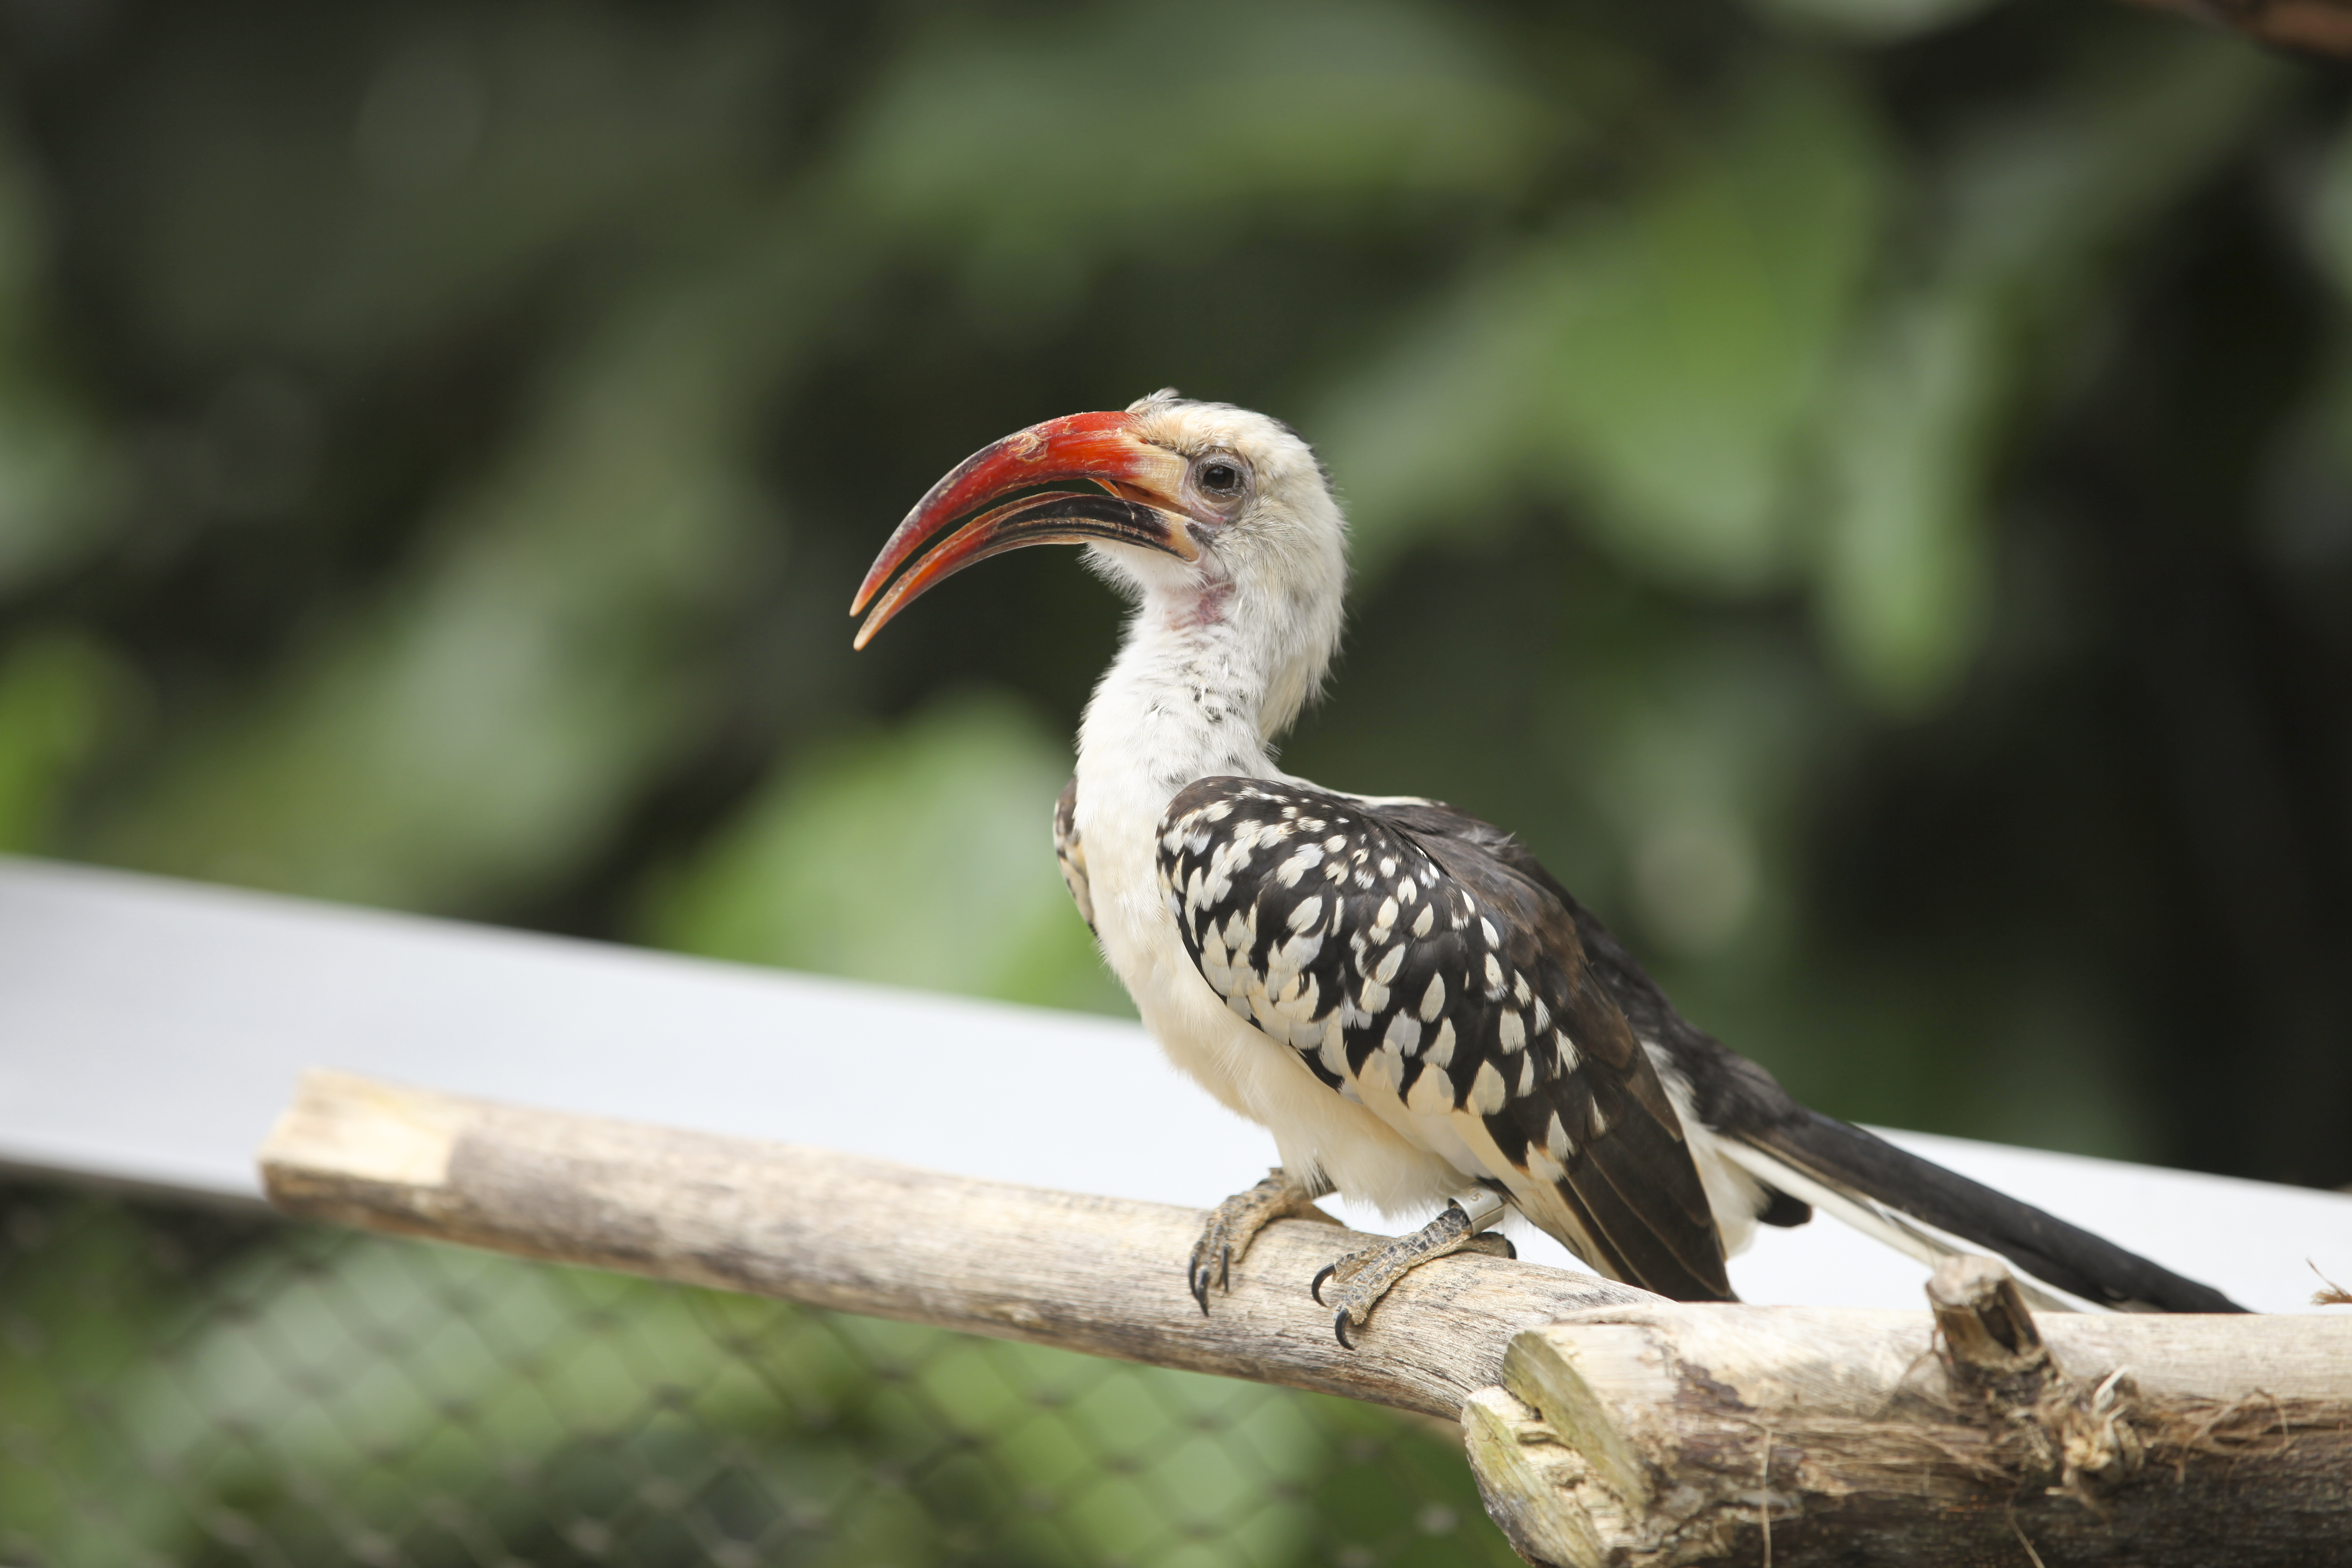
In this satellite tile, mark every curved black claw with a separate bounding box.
[1189,1243,1240,1314]
[1312,1198,1508,1352]
[1185,1170,1324,1318]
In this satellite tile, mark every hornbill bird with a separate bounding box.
[852,390,2245,1341]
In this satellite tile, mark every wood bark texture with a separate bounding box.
[257,1068,1657,1420]
[262,1070,2352,1565]
[1464,1255,2352,1566]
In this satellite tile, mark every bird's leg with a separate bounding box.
[1187,1167,1336,1312]
[1311,1190,1516,1347]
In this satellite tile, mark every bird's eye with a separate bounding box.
[1196,458,1246,496]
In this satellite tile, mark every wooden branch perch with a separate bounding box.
[258,1069,1656,1420]
[263,1071,2352,1565]
[1467,1255,2352,1566]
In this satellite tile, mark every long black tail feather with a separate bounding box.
[1553,879,2250,1314]
[1744,1108,2249,1313]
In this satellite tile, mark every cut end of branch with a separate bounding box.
[1927,1255,2150,1508]
[1929,1253,2050,1386]
[259,1068,475,1200]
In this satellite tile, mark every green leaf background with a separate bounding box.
[3,0,2347,1560]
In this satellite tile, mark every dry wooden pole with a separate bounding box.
[264,1070,2352,1565]
[1465,1255,2352,1566]
[258,1068,1657,1419]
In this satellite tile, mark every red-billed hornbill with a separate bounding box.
[853,390,2244,1341]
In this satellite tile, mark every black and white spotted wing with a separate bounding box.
[1155,777,1733,1301]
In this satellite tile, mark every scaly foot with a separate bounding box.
[1188,1168,1334,1312]
[1311,1192,1516,1346]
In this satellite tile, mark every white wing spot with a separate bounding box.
[1418,974,1446,1022]
[1272,970,1321,1025]
[1470,1061,1506,1116]
[1383,1011,1421,1055]
[1547,1111,1574,1161]
[1271,931,1323,983]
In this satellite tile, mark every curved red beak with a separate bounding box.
[851,410,1199,648]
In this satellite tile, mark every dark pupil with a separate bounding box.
[1202,462,1238,491]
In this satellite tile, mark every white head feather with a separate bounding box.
[1081,389,1350,743]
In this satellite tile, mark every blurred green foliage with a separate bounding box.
[648,691,1123,1012]
[1,0,2349,1558]
[0,0,2340,1175]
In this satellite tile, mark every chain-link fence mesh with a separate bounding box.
[0,1179,1520,1568]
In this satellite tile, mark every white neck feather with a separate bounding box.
[1072,586,1312,999]
[1074,554,1339,813]
[1067,500,1348,979]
